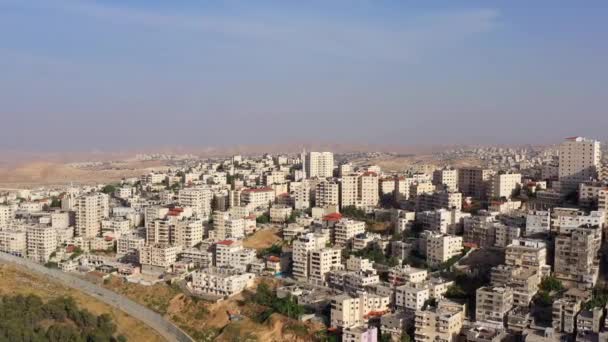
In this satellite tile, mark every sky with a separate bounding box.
[1,0,607,152]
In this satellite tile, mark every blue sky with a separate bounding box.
[1,0,607,151]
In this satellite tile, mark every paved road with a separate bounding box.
[0,252,194,342]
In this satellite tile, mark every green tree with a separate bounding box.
[101,184,116,194]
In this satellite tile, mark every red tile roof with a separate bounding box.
[323,213,343,221]
[216,240,234,246]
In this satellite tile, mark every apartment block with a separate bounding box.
[26,225,58,263]
[178,187,213,218]
[552,297,582,333]
[490,265,540,307]
[330,292,390,328]
[396,282,430,311]
[191,267,255,297]
[315,180,340,207]
[475,286,514,324]
[493,224,521,248]
[388,265,428,286]
[0,229,26,256]
[138,244,182,269]
[554,226,601,287]
[414,299,465,342]
[489,172,522,199]
[214,239,257,271]
[309,248,341,286]
[335,219,366,246]
[505,239,548,275]
[525,210,550,236]
[433,168,459,192]
[240,187,275,210]
[305,151,334,179]
[75,192,109,238]
[458,168,494,199]
[558,137,601,194]
[417,209,470,235]
[425,233,463,267]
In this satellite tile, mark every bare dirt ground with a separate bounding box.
[103,276,322,341]
[0,264,163,342]
[0,160,169,188]
[243,227,282,250]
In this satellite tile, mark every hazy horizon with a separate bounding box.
[1,1,607,151]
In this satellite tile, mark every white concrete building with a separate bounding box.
[334,219,366,246]
[0,229,26,256]
[305,151,334,179]
[425,233,463,267]
[178,187,213,218]
[490,172,522,199]
[75,193,109,238]
[26,225,58,263]
[558,137,601,194]
[191,267,255,297]
[315,180,340,207]
[525,210,551,236]
[330,292,390,328]
[309,248,341,286]
[433,168,459,192]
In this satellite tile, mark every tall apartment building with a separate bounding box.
[340,174,359,208]
[26,225,57,263]
[174,218,204,248]
[558,137,601,194]
[490,265,540,307]
[75,193,109,238]
[463,213,498,248]
[458,168,494,200]
[432,168,459,192]
[490,172,522,199]
[211,211,246,241]
[290,181,311,210]
[330,292,390,328]
[505,239,548,275]
[292,232,328,281]
[315,180,339,207]
[178,187,213,218]
[0,205,12,229]
[339,172,379,209]
[475,286,513,324]
[554,226,601,286]
[305,151,334,178]
[553,297,582,333]
[309,248,341,286]
[358,172,379,208]
[425,233,463,267]
[414,300,465,342]
[334,219,365,246]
